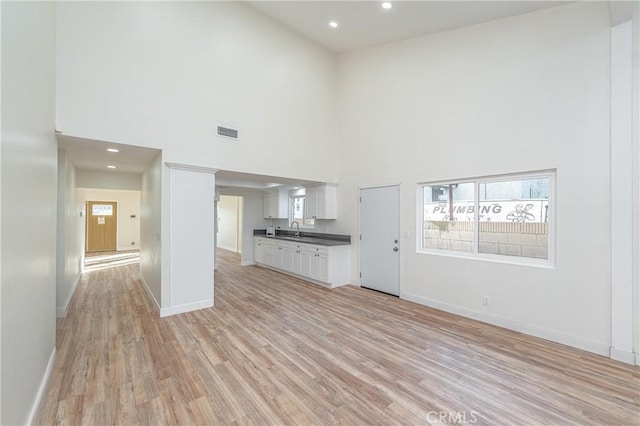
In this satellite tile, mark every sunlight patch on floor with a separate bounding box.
[84,251,140,272]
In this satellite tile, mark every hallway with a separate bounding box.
[36,250,639,424]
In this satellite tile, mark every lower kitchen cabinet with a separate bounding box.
[254,237,350,288]
[307,252,328,282]
[281,245,294,271]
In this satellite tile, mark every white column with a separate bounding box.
[632,2,640,366]
[163,163,217,317]
[611,21,635,364]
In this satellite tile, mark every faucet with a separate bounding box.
[290,221,300,237]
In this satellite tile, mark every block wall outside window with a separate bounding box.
[419,171,554,266]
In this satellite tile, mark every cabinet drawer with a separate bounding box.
[304,245,328,255]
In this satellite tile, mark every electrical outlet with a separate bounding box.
[482,295,491,306]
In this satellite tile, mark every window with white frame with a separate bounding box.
[289,189,315,228]
[419,171,554,265]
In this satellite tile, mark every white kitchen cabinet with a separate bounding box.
[293,248,311,277]
[273,245,284,269]
[263,189,289,219]
[263,244,275,266]
[292,248,302,274]
[319,255,329,282]
[304,184,337,220]
[254,239,265,263]
[253,236,349,288]
[281,245,294,271]
[255,238,276,266]
[308,253,329,281]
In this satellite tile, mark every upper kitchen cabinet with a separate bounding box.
[305,184,337,220]
[263,189,289,219]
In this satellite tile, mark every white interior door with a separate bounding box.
[360,185,400,296]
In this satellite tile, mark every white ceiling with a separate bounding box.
[248,1,571,53]
[57,135,160,174]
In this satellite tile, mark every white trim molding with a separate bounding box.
[160,299,213,317]
[138,275,160,314]
[26,347,56,426]
[240,260,255,266]
[165,162,219,174]
[56,272,82,318]
[402,292,610,357]
[609,346,637,365]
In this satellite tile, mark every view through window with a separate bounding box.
[421,171,553,263]
[290,192,315,227]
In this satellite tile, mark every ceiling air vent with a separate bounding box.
[217,125,239,140]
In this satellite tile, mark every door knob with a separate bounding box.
[393,247,399,252]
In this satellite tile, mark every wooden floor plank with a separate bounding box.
[35,249,640,425]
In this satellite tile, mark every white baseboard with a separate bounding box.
[402,292,610,357]
[25,346,56,426]
[56,272,82,318]
[240,260,255,266]
[138,274,160,314]
[160,299,214,317]
[217,245,239,253]
[330,281,353,289]
[609,346,636,365]
[636,352,640,366]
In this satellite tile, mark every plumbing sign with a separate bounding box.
[424,200,549,223]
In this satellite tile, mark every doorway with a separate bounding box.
[360,185,400,296]
[86,201,118,252]
[217,195,244,254]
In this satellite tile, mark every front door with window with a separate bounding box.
[86,201,117,252]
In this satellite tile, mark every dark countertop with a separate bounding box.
[263,235,350,246]
[254,229,351,246]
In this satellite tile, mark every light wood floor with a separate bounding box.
[37,250,639,425]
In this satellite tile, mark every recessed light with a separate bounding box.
[107,165,116,169]
[382,2,392,9]
[329,21,338,28]
[106,148,119,153]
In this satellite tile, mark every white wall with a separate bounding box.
[77,188,141,251]
[76,169,141,191]
[166,165,215,316]
[140,153,162,309]
[1,2,58,424]
[336,2,612,354]
[56,1,338,184]
[56,150,83,318]
[217,195,242,253]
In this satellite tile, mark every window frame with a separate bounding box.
[417,170,556,269]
